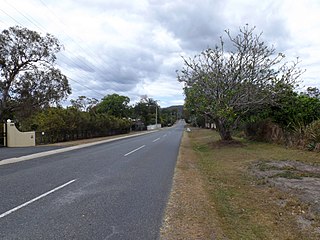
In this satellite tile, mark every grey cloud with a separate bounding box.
[48,0,312,106]
[150,0,229,51]
[240,1,292,52]
[149,0,292,53]
[87,45,162,94]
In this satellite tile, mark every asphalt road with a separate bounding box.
[0,121,185,240]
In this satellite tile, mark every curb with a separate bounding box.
[0,130,157,166]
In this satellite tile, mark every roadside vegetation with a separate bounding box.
[162,128,320,239]
[0,26,181,144]
[180,24,320,152]
[22,95,181,144]
[2,21,320,239]
[162,24,320,238]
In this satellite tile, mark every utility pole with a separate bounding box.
[155,105,157,126]
[155,100,160,128]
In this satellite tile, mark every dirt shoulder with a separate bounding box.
[160,129,224,239]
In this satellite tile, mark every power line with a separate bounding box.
[2,0,100,76]
[0,8,24,26]
[4,0,47,32]
[37,0,120,77]
[1,1,110,99]
[66,75,105,98]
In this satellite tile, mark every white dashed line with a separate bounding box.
[152,138,160,142]
[0,179,77,219]
[124,145,145,156]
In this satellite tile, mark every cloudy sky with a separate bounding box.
[1,0,319,107]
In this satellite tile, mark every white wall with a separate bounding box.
[147,124,162,130]
[6,123,35,147]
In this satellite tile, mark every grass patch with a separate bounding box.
[189,128,320,240]
[275,170,304,179]
[274,171,320,179]
[193,143,210,153]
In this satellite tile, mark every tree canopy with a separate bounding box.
[0,26,71,121]
[96,93,130,118]
[70,95,98,112]
[179,25,303,140]
[132,97,160,126]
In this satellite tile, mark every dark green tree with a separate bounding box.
[96,93,130,118]
[304,87,320,99]
[0,26,71,121]
[271,91,320,128]
[161,108,177,126]
[133,97,160,126]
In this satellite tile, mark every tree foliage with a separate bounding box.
[161,106,180,127]
[243,86,320,129]
[96,93,130,118]
[178,25,303,140]
[132,97,160,126]
[27,106,131,144]
[270,92,320,129]
[304,86,320,99]
[0,26,71,121]
[70,95,98,112]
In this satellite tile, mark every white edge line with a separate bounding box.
[124,145,145,157]
[0,179,77,219]
[152,138,160,143]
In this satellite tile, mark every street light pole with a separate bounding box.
[155,100,159,128]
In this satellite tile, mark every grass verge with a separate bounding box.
[161,127,320,240]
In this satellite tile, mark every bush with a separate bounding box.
[305,120,320,151]
[244,119,284,143]
[23,107,132,144]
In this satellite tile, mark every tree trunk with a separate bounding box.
[1,74,12,115]
[215,118,233,141]
[218,128,233,141]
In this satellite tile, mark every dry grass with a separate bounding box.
[161,127,320,240]
[160,128,225,239]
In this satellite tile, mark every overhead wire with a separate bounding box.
[0,8,24,26]
[1,0,113,98]
[37,0,121,83]
[0,8,101,97]
[3,0,101,75]
[3,0,47,32]
[67,76,105,97]
[0,6,105,98]
[38,0,109,65]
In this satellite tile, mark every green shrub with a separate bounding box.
[305,119,320,150]
[244,119,284,143]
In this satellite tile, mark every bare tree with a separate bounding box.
[178,25,303,140]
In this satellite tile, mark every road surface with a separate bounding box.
[0,121,185,239]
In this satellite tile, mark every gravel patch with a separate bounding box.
[251,160,320,233]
